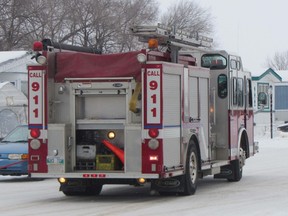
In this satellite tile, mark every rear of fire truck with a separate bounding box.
[28,25,249,196]
[29,40,144,195]
[28,35,202,196]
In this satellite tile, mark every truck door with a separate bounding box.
[188,68,210,161]
[244,76,254,156]
[229,55,242,158]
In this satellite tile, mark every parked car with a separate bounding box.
[277,123,288,132]
[277,123,288,138]
[0,125,28,176]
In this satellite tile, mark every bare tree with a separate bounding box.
[0,0,74,50]
[160,0,213,36]
[66,0,158,53]
[0,0,158,52]
[24,0,74,47]
[0,0,35,50]
[266,51,288,70]
[67,0,118,50]
[112,0,158,52]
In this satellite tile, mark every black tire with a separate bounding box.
[182,141,199,195]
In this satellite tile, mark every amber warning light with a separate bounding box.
[148,38,158,49]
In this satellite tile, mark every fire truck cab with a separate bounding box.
[196,50,255,179]
[28,24,258,196]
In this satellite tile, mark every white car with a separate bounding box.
[277,123,288,137]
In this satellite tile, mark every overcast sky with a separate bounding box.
[158,0,288,75]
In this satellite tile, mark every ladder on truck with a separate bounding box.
[130,23,213,63]
[130,23,213,49]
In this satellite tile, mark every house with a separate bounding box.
[0,51,36,136]
[252,68,288,136]
[0,51,35,97]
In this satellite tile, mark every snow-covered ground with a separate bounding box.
[0,134,287,216]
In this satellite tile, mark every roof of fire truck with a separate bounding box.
[42,24,214,82]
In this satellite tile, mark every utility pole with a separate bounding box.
[269,85,273,139]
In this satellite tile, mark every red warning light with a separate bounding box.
[33,41,43,51]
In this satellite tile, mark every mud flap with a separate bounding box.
[151,176,185,194]
[214,164,235,180]
[214,159,242,181]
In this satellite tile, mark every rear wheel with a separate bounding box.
[182,141,199,195]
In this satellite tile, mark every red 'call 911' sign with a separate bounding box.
[146,68,161,125]
[28,69,44,125]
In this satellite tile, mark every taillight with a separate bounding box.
[33,41,43,51]
[148,128,159,138]
[30,129,40,139]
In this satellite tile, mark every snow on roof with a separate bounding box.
[275,70,288,82]
[0,51,36,73]
[252,68,288,83]
[0,51,27,64]
[0,81,27,106]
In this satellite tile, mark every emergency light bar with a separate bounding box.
[130,23,213,48]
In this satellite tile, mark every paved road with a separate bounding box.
[0,137,287,216]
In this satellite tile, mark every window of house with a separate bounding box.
[275,86,288,110]
[257,83,269,109]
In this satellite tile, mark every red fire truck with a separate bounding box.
[28,24,258,196]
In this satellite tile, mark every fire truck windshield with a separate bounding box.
[201,54,227,70]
